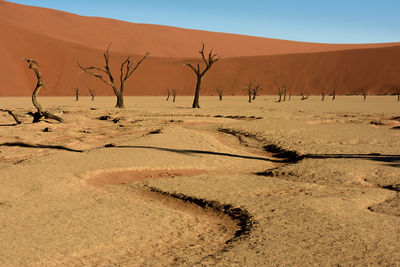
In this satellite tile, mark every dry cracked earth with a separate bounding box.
[0,96,399,266]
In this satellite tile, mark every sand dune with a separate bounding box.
[0,0,397,57]
[0,0,399,97]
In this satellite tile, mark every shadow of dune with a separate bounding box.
[304,153,400,166]
[106,145,285,163]
[0,142,84,152]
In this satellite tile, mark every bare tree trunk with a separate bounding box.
[288,90,292,101]
[74,88,79,101]
[362,88,367,101]
[172,89,177,103]
[0,109,21,124]
[248,88,252,103]
[331,89,336,100]
[22,58,63,123]
[276,87,282,102]
[282,85,286,101]
[216,88,223,101]
[88,88,95,101]
[193,77,201,108]
[321,87,325,101]
[116,92,124,108]
[166,89,170,101]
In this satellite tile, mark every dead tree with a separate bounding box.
[288,90,292,101]
[78,44,150,108]
[185,43,220,108]
[361,88,368,101]
[74,87,79,101]
[282,84,287,101]
[330,88,336,101]
[216,88,223,101]
[275,82,283,102]
[246,82,253,103]
[88,88,95,101]
[172,89,177,103]
[166,89,170,101]
[0,109,21,124]
[22,58,63,123]
[393,85,400,101]
[252,84,261,100]
[321,86,325,101]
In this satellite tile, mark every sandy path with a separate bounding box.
[0,96,399,265]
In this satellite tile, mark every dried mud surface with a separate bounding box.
[0,96,399,266]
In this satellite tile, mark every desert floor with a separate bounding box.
[0,95,399,266]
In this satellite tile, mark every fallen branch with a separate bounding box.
[0,109,22,124]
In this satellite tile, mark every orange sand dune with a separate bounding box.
[0,0,399,97]
[0,0,398,58]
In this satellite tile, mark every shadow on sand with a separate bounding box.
[104,144,286,163]
[0,142,84,152]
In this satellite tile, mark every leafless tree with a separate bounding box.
[361,88,368,101]
[246,82,253,103]
[22,58,63,123]
[330,88,336,101]
[74,87,79,101]
[252,84,261,100]
[77,44,150,108]
[88,88,95,101]
[172,89,177,103]
[288,89,292,101]
[0,109,21,124]
[275,82,285,102]
[166,89,170,101]
[282,84,287,101]
[321,86,325,101]
[216,88,223,101]
[185,43,220,108]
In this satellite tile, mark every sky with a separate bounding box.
[7,0,400,44]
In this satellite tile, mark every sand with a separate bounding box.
[0,95,399,266]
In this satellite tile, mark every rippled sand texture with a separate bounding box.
[0,96,399,266]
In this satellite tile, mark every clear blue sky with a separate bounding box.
[7,0,400,43]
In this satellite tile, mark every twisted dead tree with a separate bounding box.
[0,109,21,124]
[22,58,63,123]
[172,89,177,103]
[216,88,223,101]
[88,88,95,101]
[166,89,170,101]
[78,44,150,108]
[185,43,220,108]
